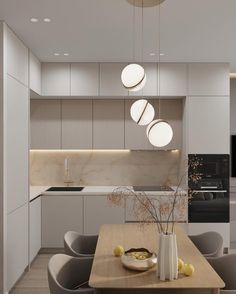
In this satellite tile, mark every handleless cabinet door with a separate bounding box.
[71,63,99,96]
[188,63,229,96]
[187,96,230,154]
[30,100,61,149]
[6,76,29,213]
[159,63,187,96]
[124,99,153,150]
[62,100,93,149]
[93,99,125,149]
[42,63,70,96]
[84,196,125,235]
[29,52,41,95]
[7,204,28,291]
[100,63,128,96]
[42,196,83,248]
[6,26,28,86]
[29,197,41,263]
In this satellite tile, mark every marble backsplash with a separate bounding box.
[30,150,181,186]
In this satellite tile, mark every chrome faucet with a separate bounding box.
[64,157,74,186]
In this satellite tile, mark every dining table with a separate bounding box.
[89,223,225,294]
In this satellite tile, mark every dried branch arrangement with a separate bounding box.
[108,156,201,235]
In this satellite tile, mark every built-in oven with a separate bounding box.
[188,154,229,223]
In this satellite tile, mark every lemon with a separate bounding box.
[184,263,195,276]
[113,245,124,257]
[178,258,184,272]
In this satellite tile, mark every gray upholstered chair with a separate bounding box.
[48,254,94,294]
[64,231,98,257]
[189,231,223,257]
[207,254,236,293]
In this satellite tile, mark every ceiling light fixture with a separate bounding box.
[121,0,146,92]
[30,18,39,22]
[54,53,60,56]
[146,0,173,147]
[150,53,155,56]
[146,119,173,147]
[43,18,51,22]
[63,53,69,56]
[130,99,155,125]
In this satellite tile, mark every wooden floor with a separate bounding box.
[10,254,52,294]
[10,248,236,294]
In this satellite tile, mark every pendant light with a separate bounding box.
[130,99,155,125]
[121,0,146,92]
[146,118,173,147]
[146,0,173,147]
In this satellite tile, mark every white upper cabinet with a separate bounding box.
[93,99,125,149]
[29,52,41,95]
[129,63,158,96]
[188,63,229,96]
[186,96,230,154]
[159,63,187,96]
[100,63,128,96]
[30,100,61,149]
[42,63,70,96]
[124,99,153,150]
[6,26,28,86]
[154,99,183,150]
[62,100,93,149]
[71,63,99,96]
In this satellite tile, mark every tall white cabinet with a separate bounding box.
[2,25,30,292]
[184,63,230,249]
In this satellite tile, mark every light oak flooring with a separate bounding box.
[10,254,52,294]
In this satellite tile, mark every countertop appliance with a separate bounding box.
[133,186,174,192]
[188,154,229,223]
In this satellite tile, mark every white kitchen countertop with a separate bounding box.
[30,186,50,201]
[30,185,187,200]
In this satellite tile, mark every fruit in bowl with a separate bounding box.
[121,248,157,271]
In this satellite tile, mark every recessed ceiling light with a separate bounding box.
[63,53,69,56]
[43,18,51,23]
[149,53,155,56]
[30,18,39,23]
[160,53,165,56]
[54,53,60,56]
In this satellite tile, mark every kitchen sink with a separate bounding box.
[46,187,84,192]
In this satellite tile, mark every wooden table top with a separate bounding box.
[89,224,225,289]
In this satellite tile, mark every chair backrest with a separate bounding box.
[48,254,94,294]
[189,231,223,257]
[208,254,236,290]
[64,231,98,257]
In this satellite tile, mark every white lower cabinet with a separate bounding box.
[42,196,83,248]
[84,196,125,234]
[30,197,41,263]
[7,204,28,291]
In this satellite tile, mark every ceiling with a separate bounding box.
[1,0,236,70]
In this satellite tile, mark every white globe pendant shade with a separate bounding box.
[130,99,155,125]
[121,64,146,92]
[146,119,173,147]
